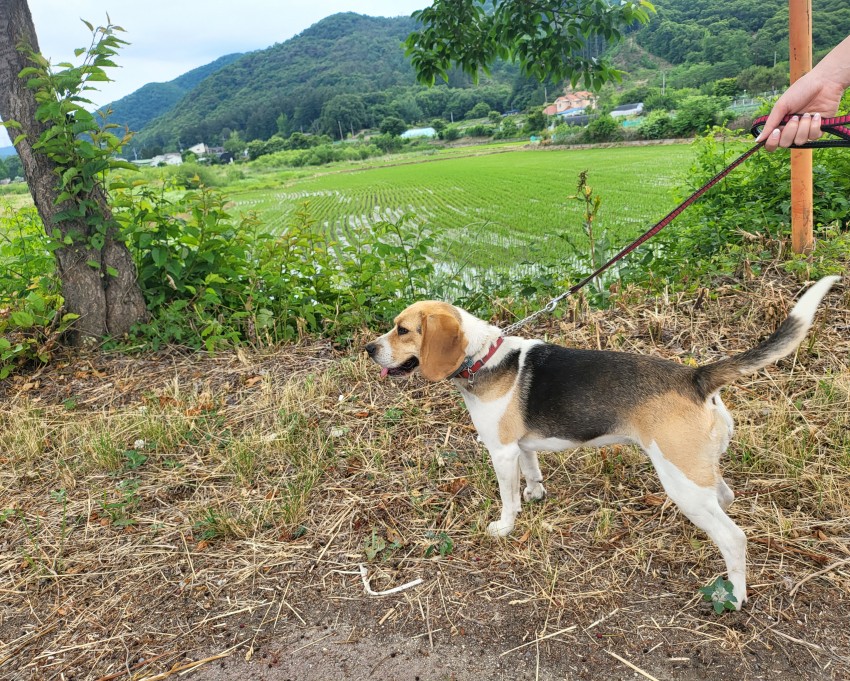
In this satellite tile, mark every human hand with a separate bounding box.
[756,76,845,151]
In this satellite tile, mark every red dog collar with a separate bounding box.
[453,337,505,380]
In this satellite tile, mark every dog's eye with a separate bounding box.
[397,326,409,336]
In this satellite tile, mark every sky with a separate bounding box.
[1,0,429,147]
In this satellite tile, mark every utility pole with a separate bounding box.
[789,0,813,254]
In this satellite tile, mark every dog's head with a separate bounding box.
[365,301,468,381]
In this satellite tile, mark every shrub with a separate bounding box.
[0,207,76,377]
[632,126,850,286]
[639,111,675,140]
[495,117,519,139]
[671,96,730,137]
[463,124,495,138]
[550,123,581,145]
[440,126,461,142]
[581,115,623,143]
[379,116,407,137]
[465,101,491,119]
[108,180,440,348]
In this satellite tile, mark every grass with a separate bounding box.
[1,265,849,677]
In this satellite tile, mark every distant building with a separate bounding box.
[187,142,208,156]
[401,127,437,139]
[557,107,587,119]
[543,91,596,116]
[132,152,183,167]
[610,103,645,118]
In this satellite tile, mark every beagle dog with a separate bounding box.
[366,276,839,608]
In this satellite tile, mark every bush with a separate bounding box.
[633,127,850,286]
[379,116,407,137]
[463,124,495,138]
[440,126,461,142]
[0,207,76,378]
[523,110,547,134]
[639,111,675,140]
[581,115,623,143]
[494,117,519,139]
[671,96,730,137]
[250,143,384,170]
[550,123,581,145]
[161,162,224,188]
[108,181,440,348]
[466,101,491,119]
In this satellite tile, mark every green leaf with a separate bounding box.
[10,311,35,329]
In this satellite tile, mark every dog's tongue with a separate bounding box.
[380,367,389,378]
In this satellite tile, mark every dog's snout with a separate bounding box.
[365,342,378,358]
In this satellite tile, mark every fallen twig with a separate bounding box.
[605,649,662,681]
[790,558,850,598]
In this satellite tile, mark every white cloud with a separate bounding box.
[2,0,427,146]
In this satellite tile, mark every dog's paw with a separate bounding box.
[523,482,546,502]
[486,520,515,538]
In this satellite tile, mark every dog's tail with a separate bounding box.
[693,276,840,399]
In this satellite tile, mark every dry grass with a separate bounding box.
[1,270,849,680]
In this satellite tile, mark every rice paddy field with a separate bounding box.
[231,143,696,273]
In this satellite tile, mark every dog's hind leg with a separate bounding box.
[486,444,523,537]
[645,441,747,609]
[519,447,547,502]
[717,476,735,511]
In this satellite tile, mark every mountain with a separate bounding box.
[102,53,243,135]
[132,13,427,151]
[0,146,17,158]
[637,0,850,75]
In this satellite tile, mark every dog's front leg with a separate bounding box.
[486,444,522,537]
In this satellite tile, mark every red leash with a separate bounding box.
[504,113,850,333]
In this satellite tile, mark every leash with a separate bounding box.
[502,113,850,336]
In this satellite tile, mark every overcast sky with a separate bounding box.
[2,0,429,146]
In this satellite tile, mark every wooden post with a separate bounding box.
[789,0,814,254]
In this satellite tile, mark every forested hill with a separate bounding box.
[103,53,243,136]
[637,0,850,74]
[131,13,433,152]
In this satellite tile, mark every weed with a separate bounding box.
[123,449,148,471]
[699,577,738,614]
[193,508,238,541]
[363,530,401,561]
[99,479,140,527]
[424,531,454,558]
[227,441,258,485]
[383,408,404,424]
[89,431,123,472]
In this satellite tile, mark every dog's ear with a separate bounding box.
[420,312,465,382]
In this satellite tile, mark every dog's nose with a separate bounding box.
[365,343,377,358]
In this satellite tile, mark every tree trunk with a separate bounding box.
[0,0,147,345]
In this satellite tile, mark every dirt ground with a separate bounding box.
[187,580,850,681]
[2,269,850,680]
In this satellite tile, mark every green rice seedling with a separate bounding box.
[230,145,694,275]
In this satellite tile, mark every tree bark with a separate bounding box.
[0,0,147,344]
